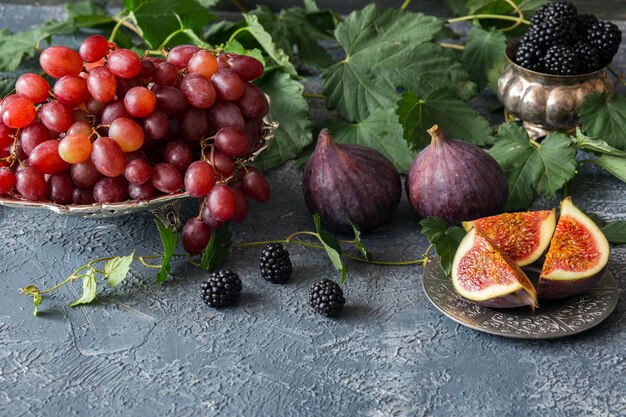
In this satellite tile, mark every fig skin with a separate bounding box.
[302,128,402,234]
[406,125,508,225]
[537,266,606,300]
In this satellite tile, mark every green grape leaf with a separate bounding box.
[69,270,97,307]
[462,27,507,90]
[250,5,335,69]
[325,106,415,174]
[321,4,476,122]
[579,92,626,150]
[489,123,577,209]
[201,223,233,270]
[154,219,177,284]
[443,0,469,16]
[419,217,466,276]
[0,20,76,72]
[0,78,16,98]
[66,1,115,28]
[222,39,265,66]
[468,0,549,15]
[571,128,626,157]
[313,214,347,285]
[396,88,492,151]
[254,71,313,171]
[350,222,371,261]
[597,154,626,183]
[123,0,215,49]
[104,252,135,288]
[601,221,626,244]
[242,14,298,76]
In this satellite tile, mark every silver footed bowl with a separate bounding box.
[0,120,279,218]
[498,40,612,138]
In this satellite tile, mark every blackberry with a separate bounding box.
[309,279,345,317]
[200,269,242,307]
[575,41,601,73]
[543,45,579,75]
[529,19,576,47]
[587,21,622,65]
[259,243,293,284]
[530,2,578,26]
[577,14,599,33]
[515,35,544,71]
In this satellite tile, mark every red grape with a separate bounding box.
[0,122,15,148]
[167,45,201,69]
[181,218,211,255]
[101,100,132,125]
[124,86,156,118]
[39,102,72,132]
[93,176,128,203]
[67,121,93,137]
[201,203,224,228]
[179,73,216,108]
[73,186,95,204]
[115,76,141,98]
[107,49,142,78]
[71,159,103,188]
[47,172,73,204]
[16,166,47,201]
[79,34,110,63]
[188,50,218,79]
[2,95,36,129]
[86,97,107,117]
[0,167,16,194]
[124,158,152,185]
[53,75,90,107]
[237,82,269,119]
[87,66,117,103]
[206,184,235,222]
[29,140,70,174]
[154,62,179,86]
[71,109,90,124]
[153,85,187,114]
[211,152,235,178]
[91,137,126,177]
[230,186,248,223]
[244,118,264,149]
[143,110,168,140]
[179,107,208,141]
[58,133,92,163]
[215,127,249,158]
[211,69,244,101]
[39,46,83,79]
[128,181,156,200]
[184,161,215,197]
[242,171,270,203]
[228,55,264,81]
[109,118,144,152]
[206,101,244,130]
[164,140,193,171]
[15,73,50,103]
[152,163,182,193]
[140,59,156,80]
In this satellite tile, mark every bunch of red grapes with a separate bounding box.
[0,35,272,255]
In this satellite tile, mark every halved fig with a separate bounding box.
[451,227,538,309]
[538,198,609,300]
[462,210,556,266]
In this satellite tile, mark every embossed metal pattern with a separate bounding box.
[497,40,612,138]
[0,121,279,218]
[423,259,619,339]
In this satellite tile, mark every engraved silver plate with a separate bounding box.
[423,259,619,339]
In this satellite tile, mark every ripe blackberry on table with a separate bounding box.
[530,1,578,26]
[259,243,293,284]
[575,41,601,73]
[200,269,242,308]
[587,21,622,66]
[529,19,576,48]
[309,279,345,317]
[543,45,579,75]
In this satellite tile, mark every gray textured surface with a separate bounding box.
[1,3,626,417]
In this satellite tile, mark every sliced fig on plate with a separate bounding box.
[463,210,556,266]
[538,198,609,300]
[451,227,538,309]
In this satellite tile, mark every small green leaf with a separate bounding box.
[571,128,626,157]
[579,92,626,150]
[397,88,492,151]
[597,154,626,183]
[254,71,313,170]
[325,106,415,174]
[104,252,135,288]
[201,223,233,270]
[69,270,97,307]
[66,1,114,28]
[242,13,297,76]
[419,217,466,276]
[462,27,507,90]
[489,123,577,209]
[33,294,43,317]
[154,219,177,284]
[350,222,371,261]
[313,214,347,284]
[601,221,626,244]
[585,212,607,228]
[468,0,549,15]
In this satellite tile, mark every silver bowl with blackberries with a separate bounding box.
[497,2,621,138]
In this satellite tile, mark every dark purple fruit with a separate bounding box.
[406,125,508,225]
[302,128,401,234]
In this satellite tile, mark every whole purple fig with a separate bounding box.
[406,125,508,225]
[302,129,401,234]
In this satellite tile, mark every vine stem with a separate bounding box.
[158,29,186,50]
[439,43,464,51]
[228,27,250,44]
[303,92,326,100]
[501,0,525,32]
[229,0,247,13]
[109,15,141,43]
[400,0,412,10]
[448,14,529,25]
